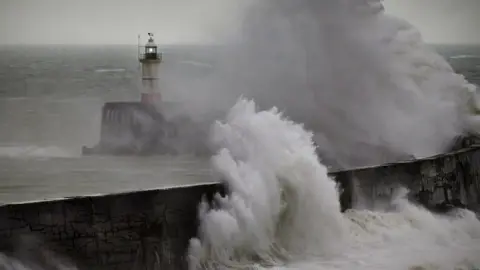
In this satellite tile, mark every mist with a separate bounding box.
[383,0,480,45]
[0,0,247,45]
[3,0,475,168]
[2,0,480,45]
[165,0,475,169]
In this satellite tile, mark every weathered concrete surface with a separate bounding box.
[0,146,479,269]
[0,183,224,270]
[82,102,176,156]
[334,146,480,212]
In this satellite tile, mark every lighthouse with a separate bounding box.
[138,33,163,106]
[82,33,175,156]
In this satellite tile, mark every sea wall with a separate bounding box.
[334,146,480,212]
[0,184,224,270]
[0,147,479,269]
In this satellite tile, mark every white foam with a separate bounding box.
[188,99,480,270]
[450,55,480,60]
[184,0,477,168]
[94,68,126,73]
[188,98,347,268]
[179,61,213,68]
[0,145,76,158]
[187,1,480,267]
[283,199,480,270]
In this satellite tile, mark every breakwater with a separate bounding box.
[338,145,480,213]
[0,183,224,270]
[0,146,479,269]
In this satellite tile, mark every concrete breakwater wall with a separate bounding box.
[0,147,479,269]
[0,184,224,270]
[336,146,480,212]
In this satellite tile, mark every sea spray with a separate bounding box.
[173,0,477,169]
[0,145,75,158]
[0,236,78,270]
[188,99,347,269]
[189,98,480,270]
[182,0,480,269]
[338,193,480,270]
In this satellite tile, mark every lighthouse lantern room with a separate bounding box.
[138,33,163,106]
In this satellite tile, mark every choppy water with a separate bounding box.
[0,45,219,204]
[189,99,480,270]
[0,44,478,202]
[185,2,480,270]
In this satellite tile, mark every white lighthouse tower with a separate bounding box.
[138,33,162,106]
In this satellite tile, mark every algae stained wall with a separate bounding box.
[342,147,480,211]
[0,184,223,270]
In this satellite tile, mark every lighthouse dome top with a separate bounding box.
[139,33,162,62]
[146,33,157,47]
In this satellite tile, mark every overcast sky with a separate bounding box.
[383,0,480,44]
[0,0,479,45]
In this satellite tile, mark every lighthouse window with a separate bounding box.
[147,47,156,53]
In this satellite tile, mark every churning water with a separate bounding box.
[188,99,480,270]
[191,0,479,169]
[186,1,480,269]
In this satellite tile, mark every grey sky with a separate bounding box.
[0,0,479,45]
[383,0,480,44]
[0,0,246,45]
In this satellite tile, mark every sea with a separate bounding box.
[0,44,479,203]
[2,13,480,270]
[0,45,218,203]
